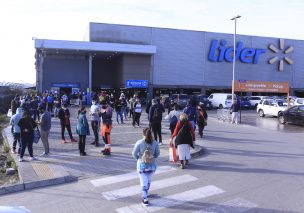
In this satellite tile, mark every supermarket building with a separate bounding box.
[34,22,304,97]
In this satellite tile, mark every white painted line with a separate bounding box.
[90,166,176,187]
[192,197,257,213]
[102,174,198,200]
[116,185,225,213]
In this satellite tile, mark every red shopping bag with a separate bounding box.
[169,139,178,163]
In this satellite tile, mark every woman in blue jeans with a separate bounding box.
[132,128,160,206]
[18,110,37,162]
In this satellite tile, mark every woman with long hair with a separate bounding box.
[132,128,160,206]
[18,110,38,162]
[171,113,195,169]
[76,106,90,156]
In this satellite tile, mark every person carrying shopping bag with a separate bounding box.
[132,128,160,206]
[171,113,195,169]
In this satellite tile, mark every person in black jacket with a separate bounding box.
[17,111,38,162]
[149,99,165,145]
[58,104,77,143]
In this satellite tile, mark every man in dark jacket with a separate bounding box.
[149,98,165,145]
[11,95,20,115]
[58,104,77,143]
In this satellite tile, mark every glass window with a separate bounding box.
[264,100,269,105]
[289,107,298,113]
[297,99,304,104]
[298,106,304,112]
[209,95,213,99]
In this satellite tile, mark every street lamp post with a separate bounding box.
[231,15,241,103]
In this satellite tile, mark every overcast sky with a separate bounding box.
[1,0,303,83]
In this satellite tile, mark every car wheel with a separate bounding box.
[219,104,223,109]
[258,109,265,117]
[278,115,286,124]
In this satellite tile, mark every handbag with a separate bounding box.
[7,109,12,117]
[33,127,41,144]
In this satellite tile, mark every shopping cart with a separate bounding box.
[217,108,231,122]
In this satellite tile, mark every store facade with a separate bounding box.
[35,22,304,97]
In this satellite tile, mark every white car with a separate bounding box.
[257,99,287,117]
[208,93,236,109]
[293,98,304,106]
[247,96,268,108]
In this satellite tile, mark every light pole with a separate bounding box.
[231,15,241,103]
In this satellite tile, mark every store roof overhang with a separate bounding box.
[34,39,157,54]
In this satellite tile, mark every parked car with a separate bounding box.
[208,93,236,109]
[257,99,287,117]
[278,105,304,125]
[192,94,213,109]
[240,97,252,109]
[171,94,190,108]
[247,96,268,108]
[293,98,304,106]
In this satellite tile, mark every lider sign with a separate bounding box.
[208,40,266,64]
[234,80,289,93]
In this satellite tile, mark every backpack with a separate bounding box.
[152,106,162,122]
[170,115,178,130]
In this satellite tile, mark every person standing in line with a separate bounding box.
[132,97,142,127]
[89,100,100,146]
[149,98,165,145]
[47,93,54,113]
[37,106,51,156]
[132,128,160,206]
[197,104,208,138]
[10,107,22,155]
[53,96,61,118]
[58,104,77,143]
[11,95,20,115]
[115,97,124,124]
[120,94,128,121]
[17,111,38,162]
[130,95,137,119]
[76,106,90,156]
[230,99,240,124]
[100,101,113,155]
[30,96,40,121]
[171,113,195,169]
[183,99,197,130]
[165,104,181,135]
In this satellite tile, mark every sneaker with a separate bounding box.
[29,157,38,161]
[91,142,96,145]
[180,164,185,169]
[159,142,163,146]
[142,198,149,206]
[40,152,48,157]
[71,138,77,143]
[62,140,67,144]
[11,150,17,154]
[19,158,23,162]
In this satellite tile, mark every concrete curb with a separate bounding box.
[0,127,78,196]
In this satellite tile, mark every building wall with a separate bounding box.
[121,54,151,86]
[42,55,89,91]
[89,23,304,89]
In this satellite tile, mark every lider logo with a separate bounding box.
[268,39,294,72]
[208,39,266,64]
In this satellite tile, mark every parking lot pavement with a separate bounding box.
[2,107,203,194]
[208,109,304,133]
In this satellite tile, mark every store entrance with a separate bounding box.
[59,87,72,96]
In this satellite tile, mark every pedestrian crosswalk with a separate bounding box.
[90,166,258,213]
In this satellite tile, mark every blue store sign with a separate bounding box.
[208,39,266,64]
[51,83,80,88]
[126,80,148,88]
